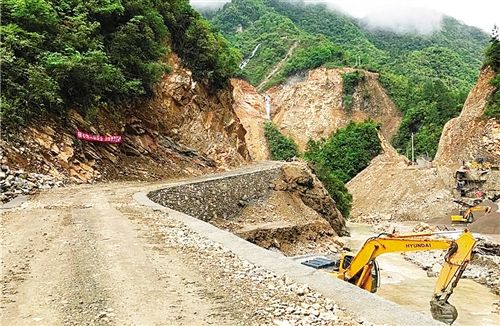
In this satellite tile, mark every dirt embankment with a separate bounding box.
[1,54,250,186]
[347,133,455,223]
[150,162,346,255]
[267,68,401,150]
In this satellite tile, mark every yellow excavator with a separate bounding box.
[334,230,476,325]
[450,199,491,223]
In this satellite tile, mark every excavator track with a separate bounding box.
[430,299,458,325]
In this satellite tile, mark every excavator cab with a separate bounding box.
[338,254,380,293]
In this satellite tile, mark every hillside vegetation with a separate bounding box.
[263,120,381,218]
[484,26,500,118]
[1,0,239,128]
[209,0,489,159]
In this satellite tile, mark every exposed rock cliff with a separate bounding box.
[435,67,500,166]
[267,68,401,150]
[230,79,270,161]
[348,68,500,224]
[1,55,250,183]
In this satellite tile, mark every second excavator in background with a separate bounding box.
[450,199,492,223]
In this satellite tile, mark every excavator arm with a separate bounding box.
[336,230,476,325]
[430,230,475,324]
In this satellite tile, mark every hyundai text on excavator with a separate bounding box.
[332,230,476,325]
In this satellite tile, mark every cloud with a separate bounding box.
[190,0,229,10]
[361,5,443,34]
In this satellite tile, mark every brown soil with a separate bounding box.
[211,162,346,256]
[213,191,340,255]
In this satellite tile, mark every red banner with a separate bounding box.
[76,130,123,144]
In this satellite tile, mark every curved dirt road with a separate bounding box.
[1,162,362,326]
[1,181,240,326]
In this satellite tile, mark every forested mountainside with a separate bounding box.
[0,0,253,183]
[1,0,240,130]
[208,0,490,158]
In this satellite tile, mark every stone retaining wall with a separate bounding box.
[148,168,280,221]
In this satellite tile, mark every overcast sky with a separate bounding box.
[190,0,499,34]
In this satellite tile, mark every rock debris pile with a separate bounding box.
[0,164,63,203]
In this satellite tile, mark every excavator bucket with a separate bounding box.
[430,299,458,325]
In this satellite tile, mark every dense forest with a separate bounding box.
[208,0,490,159]
[1,0,240,128]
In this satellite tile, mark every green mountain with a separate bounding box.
[1,0,240,128]
[209,0,490,158]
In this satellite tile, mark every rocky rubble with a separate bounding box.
[0,163,63,203]
[404,239,500,296]
[153,211,376,326]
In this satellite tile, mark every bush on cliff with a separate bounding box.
[264,121,299,161]
[0,0,239,128]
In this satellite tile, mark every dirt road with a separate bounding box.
[1,181,241,325]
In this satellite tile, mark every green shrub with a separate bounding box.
[485,74,500,118]
[342,71,364,111]
[304,121,381,218]
[484,27,500,118]
[264,121,299,161]
[0,0,239,128]
[305,121,381,183]
[311,164,352,218]
[484,26,500,72]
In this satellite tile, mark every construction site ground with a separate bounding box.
[1,163,499,325]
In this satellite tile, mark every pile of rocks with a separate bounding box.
[154,212,374,326]
[0,165,64,203]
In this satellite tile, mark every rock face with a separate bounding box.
[148,55,250,166]
[267,68,401,149]
[149,162,347,255]
[348,68,500,224]
[1,55,250,184]
[435,67,500,166]
[231,79,270,161]
[272,163,346,235]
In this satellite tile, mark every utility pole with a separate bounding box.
[411,132,415,164]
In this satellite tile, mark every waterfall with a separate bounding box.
[265,95,271,120]
[239,43,261,70]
